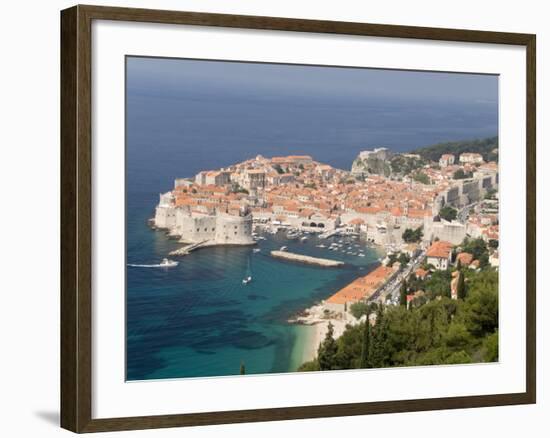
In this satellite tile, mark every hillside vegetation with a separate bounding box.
[411,136,498,163]
[299,266,498,371]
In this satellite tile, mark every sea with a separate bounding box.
[126,82,498,381]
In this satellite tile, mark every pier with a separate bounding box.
[168,240,210,256]
[270,251,344,267]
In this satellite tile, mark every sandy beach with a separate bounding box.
[290,302,360,365]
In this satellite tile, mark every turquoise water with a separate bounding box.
[127,221,380,380]
[125,58,498,380]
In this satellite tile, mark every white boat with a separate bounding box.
[280,246,288,251]
[253,248,261,253]
[242,276,252,285]
[358,253,365,257]
[300,236,308,242]
[316,244,327,248]
[159,258,178,268]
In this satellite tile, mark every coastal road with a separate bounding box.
[370,250,426,304]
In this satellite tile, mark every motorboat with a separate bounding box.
[280,246,288,251]
[159,258,178,268]
[242,276,252,285]
[253,248,261,253]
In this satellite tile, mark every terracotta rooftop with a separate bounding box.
[456,252,474,266]
[326,265,395,305]
[426,240,453,259]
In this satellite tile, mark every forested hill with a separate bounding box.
[410,136,499,162]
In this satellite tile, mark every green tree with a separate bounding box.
[386,253,398,267]
[445,350,472,364]
[462,270,498,337]
[370,308,390,367]
[457,271,466,300]
[350,301,369,319]
[444,322,472,351]
[424,269,452,299]
[333,323,363,369]
[482,331,499,362]
[453,169,467,179]
[298,269,499,372]
[318,322,338,371]
[398,252,411,266]
[399,279,408,306]
[413,172,430,184]
[402,226,423,243]
[273,164,284,174]
[439,206,458,221]
[360,322,372,368]
[461,238,488,261]
[484,188,497,199]
[298,360,320,371]
[410,136,498,163]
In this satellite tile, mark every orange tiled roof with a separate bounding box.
[326,265,394,305]
[426,240,453,259]
[415,268,429,279]
[456,252,473,266]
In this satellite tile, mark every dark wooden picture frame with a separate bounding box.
[60,4,536,433]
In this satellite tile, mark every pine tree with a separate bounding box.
[360,321,372,368]
[399,279,408,307]
[457,271,466,300]
[318,322,338,371]
[371,307,389,368]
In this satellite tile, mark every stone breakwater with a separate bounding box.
[270,251,344,267]
[169,240,256,256]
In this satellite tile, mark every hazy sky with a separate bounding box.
[127,56,498,104]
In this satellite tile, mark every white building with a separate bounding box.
[459,153,484,164]
[194,170,231,186]
[242,169,266,190]
[425,240,453,270]
[439,154,455,167]
[358,147,391,161]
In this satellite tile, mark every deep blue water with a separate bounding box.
[126,61,498,380]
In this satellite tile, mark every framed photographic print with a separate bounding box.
[60,4,536,433]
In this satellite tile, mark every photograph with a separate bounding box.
[125,56,500,381]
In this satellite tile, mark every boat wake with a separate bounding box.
[128,258,179,268]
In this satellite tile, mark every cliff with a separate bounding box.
[351,148,392,177]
